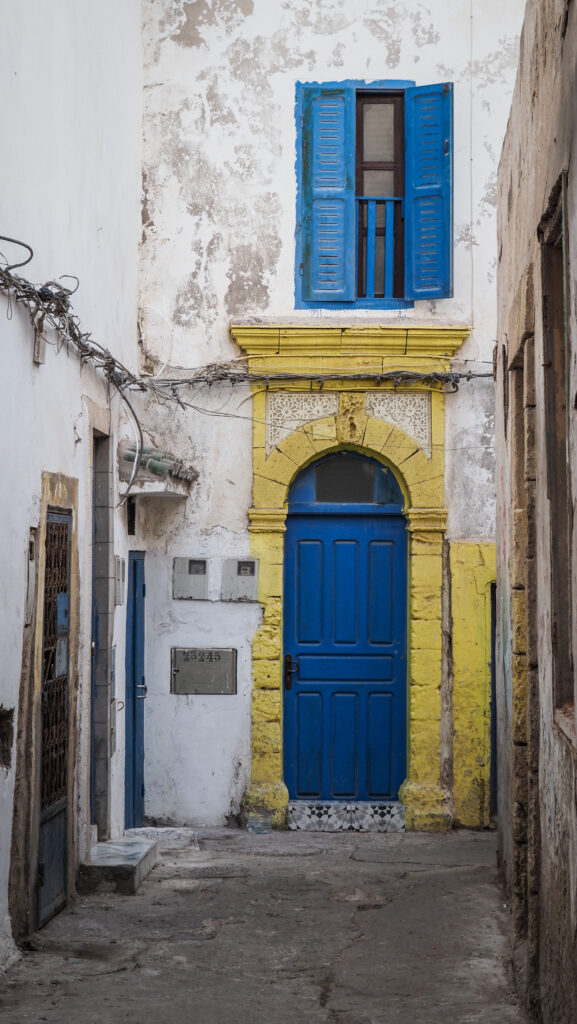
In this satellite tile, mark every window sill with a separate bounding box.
[295,298,414,311]
[554,702,577,747]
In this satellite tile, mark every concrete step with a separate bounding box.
[77,836,159,895]
[288,801,405,832]
[124,826,198,851]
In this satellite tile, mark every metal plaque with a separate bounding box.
[171,648,237,695]
[173,557,209,600]
[221,558,259,602]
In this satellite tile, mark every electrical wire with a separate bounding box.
[0,236,497,463]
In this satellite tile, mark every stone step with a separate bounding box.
[77,836,159,895]
[288,801,405,832]
[124,825,198,852]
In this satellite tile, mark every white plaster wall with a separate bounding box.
[140,1,525,547]
[130,384,259,825]
[0,0,141,965]
[139,0,525,825]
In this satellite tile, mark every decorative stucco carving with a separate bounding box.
[266,391,339,455]
[364,391,432,458]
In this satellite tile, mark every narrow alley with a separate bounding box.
[1,828,526,1024]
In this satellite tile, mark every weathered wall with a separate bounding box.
[0,0,141,962]
[140,0,524,827]
[497,0,577,1019]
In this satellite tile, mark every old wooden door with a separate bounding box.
[283,452,407,801]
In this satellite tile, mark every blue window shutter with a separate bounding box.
[300,86,355,302]
[404,82,453,300]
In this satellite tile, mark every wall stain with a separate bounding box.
[171,0,254,50]
[479,171,498,217]
[455,224,479,250]
[469,36,519,87]
[364,18,401,67]
[410,6,440,47]
[283,0,356,35]
[225,228,282,316]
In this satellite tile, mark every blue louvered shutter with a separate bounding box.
[404,82,453,300]
[300,86,355,302]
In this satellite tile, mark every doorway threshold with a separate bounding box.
[288,801,405,832]
[78,836,159,895]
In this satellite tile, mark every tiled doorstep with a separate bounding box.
[78,836,159,895]
[287,801,405,832]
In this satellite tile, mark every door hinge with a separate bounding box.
[36,862,45,888]
[142,583,146,597]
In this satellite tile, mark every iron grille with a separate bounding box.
[41,519,69,811]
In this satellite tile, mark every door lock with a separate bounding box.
[284,653,299,690]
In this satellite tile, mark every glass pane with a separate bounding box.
[358,233,367,297]
[316,455,375,502]
[363,170,395,197]
[363,103,395,162]
[374,235,385,297]
[375,468,404,507]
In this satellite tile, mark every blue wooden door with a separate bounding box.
[283,453,407,801]
[125,552,146,828]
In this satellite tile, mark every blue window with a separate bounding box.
[295,80,453,309]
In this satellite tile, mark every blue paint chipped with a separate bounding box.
[294,78,453,309]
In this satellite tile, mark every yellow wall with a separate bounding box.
[451,541,496,827]
[232,325,492,830]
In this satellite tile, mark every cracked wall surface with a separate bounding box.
[139,0,525,825]
[497,1,577,1020]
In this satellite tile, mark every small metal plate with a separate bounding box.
[171,648,237,695]
[173,557,209,600]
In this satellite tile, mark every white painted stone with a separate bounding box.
[0,0,141,964]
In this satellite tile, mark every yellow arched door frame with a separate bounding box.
[232,325,470,830]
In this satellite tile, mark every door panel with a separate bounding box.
[331,693,359,796]
[284,512,406,801]
[125,552,145,829]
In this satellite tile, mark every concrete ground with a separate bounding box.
[1,828,527,1024]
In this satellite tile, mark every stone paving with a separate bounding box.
[1,828,528,1024]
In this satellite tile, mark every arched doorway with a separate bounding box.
[283,451,407,802]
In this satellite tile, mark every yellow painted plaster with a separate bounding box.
[450,541,496,828]
[233,325,471,830]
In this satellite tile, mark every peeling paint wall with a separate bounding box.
[0,1,142,963]
[497,0,577,1020]
[140,0,524,826]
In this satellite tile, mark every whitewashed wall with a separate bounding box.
[139,0,526,824]
[0,0,141,966]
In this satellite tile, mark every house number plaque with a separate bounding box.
[170,647,237,695]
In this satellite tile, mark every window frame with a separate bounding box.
[356,91,405,300]
[294,78,452,311]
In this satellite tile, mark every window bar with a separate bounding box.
[366,199,377,300]
[385,199,395,298]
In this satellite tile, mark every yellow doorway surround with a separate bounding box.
[231,324,492,831]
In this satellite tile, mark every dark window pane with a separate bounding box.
[363,102,395,162]
[363,169,395,196]
[374,235,385,297]
[316,456,375,502]
[375,468,404,506]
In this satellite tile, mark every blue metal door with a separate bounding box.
[283,453,407,801]
[125,552,146,828]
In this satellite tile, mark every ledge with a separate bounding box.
[120,478,190,500]
[231,324,471,367]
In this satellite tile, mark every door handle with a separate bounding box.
[284,654,299,690]
[136,682,147,700]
